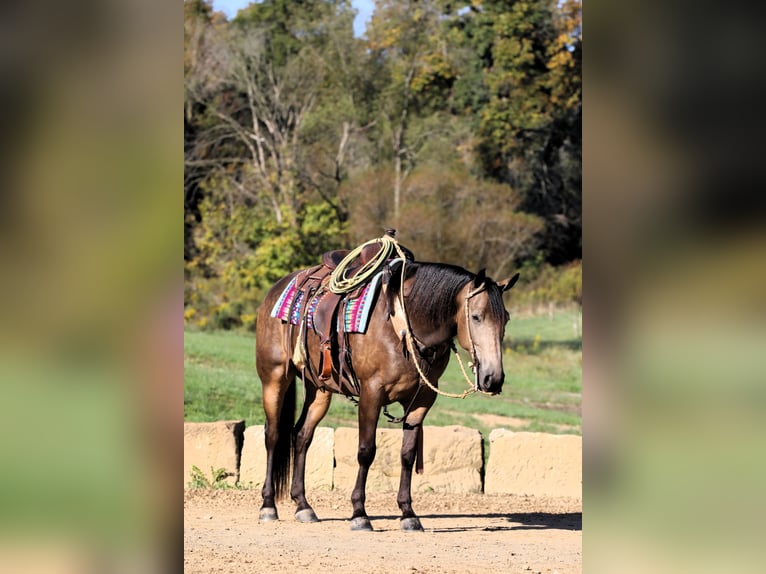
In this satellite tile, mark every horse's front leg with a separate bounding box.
[350,390,382,531]
[397,398,436,532]
[290,383,332,522]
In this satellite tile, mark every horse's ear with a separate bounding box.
[498,272,520,292]
[473,268,486,288]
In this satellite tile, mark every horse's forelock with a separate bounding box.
[484,280,508,325]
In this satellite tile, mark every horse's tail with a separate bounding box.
[272,376,296,501]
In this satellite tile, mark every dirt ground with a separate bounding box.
[184,489,581,573]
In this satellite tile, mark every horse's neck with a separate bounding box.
[407,299,459,349]
[411,322,456,350]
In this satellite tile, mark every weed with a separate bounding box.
[187,465,237,489]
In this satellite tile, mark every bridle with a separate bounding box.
[462,282,488,390]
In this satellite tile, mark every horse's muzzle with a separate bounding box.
[478,369,504,395]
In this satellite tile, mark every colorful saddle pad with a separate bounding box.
[270,270,385,334]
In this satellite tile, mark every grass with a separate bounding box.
[184,330,263,423]
[184,310,581,445]
[506,307,582,351]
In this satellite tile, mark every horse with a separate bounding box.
[255,248,519,531]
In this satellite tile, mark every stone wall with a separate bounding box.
[333,425,484,493]
[239,425,334,490]
[183,420,245,486]
[182,422,581,499]
[484,430,582,498]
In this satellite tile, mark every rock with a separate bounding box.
[183,420,245,487]
[238,425,334,491]
[484,430,581,499]
[333,426,483,494]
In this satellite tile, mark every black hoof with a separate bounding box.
[295,508,319,523]
[350,516,373,531]
[401,517,424,532]
[259,507,279,522]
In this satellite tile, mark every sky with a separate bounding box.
[211,0,375,37]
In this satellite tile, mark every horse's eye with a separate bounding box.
[471,314,481,322]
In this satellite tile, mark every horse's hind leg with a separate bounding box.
[258,362,297,522]
[291,382,332,522]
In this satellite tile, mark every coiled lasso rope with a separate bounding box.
[328,234,397,294]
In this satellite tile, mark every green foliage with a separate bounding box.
[474,0,582,263]
[512,260,582,310]
[232,0,347,66]
[187,465,237,489]
[185,189,347,330]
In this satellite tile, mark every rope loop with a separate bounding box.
[328,235,396,294]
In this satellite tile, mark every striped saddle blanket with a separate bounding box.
[270,270,384,334]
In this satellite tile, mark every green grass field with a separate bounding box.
[184,309,581,445]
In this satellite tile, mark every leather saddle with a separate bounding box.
[321,249,351,269]
[285,239,413,395]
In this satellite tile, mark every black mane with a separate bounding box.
[386,261,506,327]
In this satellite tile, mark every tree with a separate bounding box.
[366,0,453,224]
[184,1,363,328]
[183,0,582,329]
[473,0,581,264]
[400,165,544,276]
[344,163,543,277]
[186,1,369,228]
[184,0,223,264]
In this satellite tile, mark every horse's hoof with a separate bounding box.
[259,507,279,522]
[295,508,319,523]
[400,517,424,532]
[350,516,373,531]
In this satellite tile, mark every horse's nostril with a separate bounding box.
[481,371,504,393]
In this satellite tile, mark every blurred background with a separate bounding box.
[0,0,764,573]
[0,0,179,572]
[585,0,766,572]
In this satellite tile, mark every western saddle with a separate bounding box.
[283,232,414,396]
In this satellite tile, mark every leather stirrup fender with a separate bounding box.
[318,340,333,381]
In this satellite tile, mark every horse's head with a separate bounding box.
[456,270,520,395]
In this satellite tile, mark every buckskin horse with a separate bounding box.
[255,232,519,531]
